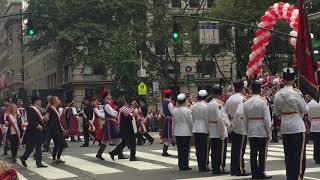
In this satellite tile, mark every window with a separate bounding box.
[196,61,216,78]
[171,0,181,8]
[190,0,200,8]
[207,0,214,8]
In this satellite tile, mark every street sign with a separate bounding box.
[138,82,147,95]
[199,21,220,44]
[138,68,147,78]
[185,66,192,73]
[152,80,159,92]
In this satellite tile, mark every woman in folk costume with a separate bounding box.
[133,101,154,145]
[161,89,175,156]
[5,104,23,163]
[92,97,105,145]
[68,101,82,142]
[102,92,119,146]
[47,96,67,164]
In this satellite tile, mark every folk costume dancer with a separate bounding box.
[207,85,230,175]
[161,89,174,157]
[68,102,82,142]
[81,97,94,147]
[1,98,10,155]
[308,97,320,164]
[17,99,28,132]
[20,95,47,168]
[191,90,209,172]
[92,97,104,145]
[273,67,308,180]
[103,93,119,146]
[243,79,272,179]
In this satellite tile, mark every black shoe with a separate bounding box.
[77,137,82,142]
[179,167,192,171]
[149,140,154,145]
[96,154,105,160]
[36,164,48,168]
[109,152,115,161]
[162,152,172,157]
[118,156,128,160]
[199,169,209,172]
[80,144,89,147]
[55,159,65,164]
[20,157,27,167]
[109,143,116,146]
[129,157,138,161]
[12,158,17,163]
[71,138,76,142]
[236,172,251,176]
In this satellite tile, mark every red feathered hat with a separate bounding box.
[99,87,109,98]
[163,89,173,95]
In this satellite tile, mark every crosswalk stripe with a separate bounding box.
[267,147,314,155]
[84,153,168,170]
[17,160,77,179]
[269,144,313,151]
[266,151,313,159]
[125,151,198,166]
[57,155,123,174]
[17,172,28,180]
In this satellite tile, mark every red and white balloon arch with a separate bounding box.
[246,2,299,77]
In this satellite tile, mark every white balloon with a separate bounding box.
[249,54,253,60]
[290,38,297,46]
[273,3,279,15]
[258,22,263,28]
[282,11,288,19]
[292,9,299,17]
[265,31,271,37]
[253,38,258,44]
[283,3,290,9]
[310,33,314,39]
[271,20,277,25]
[257,61,263,66]
[290,15,297,22]
[289,22,295,28]
[290,31,298,37]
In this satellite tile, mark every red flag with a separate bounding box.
[296,0,319,101]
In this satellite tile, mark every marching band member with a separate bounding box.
[191,90,209,172]
[109,97,137,161]
[273,67,308,180]
[243,79,272,179]
[308,96,320,164]
[6,104,23,163]
[20,95,47,168]
[161,89,174,157]
[208,85,229,175]
[172,93,193,171]
[225,80,250,176]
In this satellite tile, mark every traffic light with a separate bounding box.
[172,21,180,41]
[26,19,36,36]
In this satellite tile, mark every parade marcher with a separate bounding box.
[172,93,193,171]
[92,97,104,145]
[161,89,174,157]
[62,100,72,139]
[273,67,308,180]
[109,97,137,161]
[6,104,23,163]
[191,90,209,172]
[81,97,94,147]
[68,101,82,142]
[17,99,28,131]
[225,80,250,176]
[243,79,272,179]
[47,96,67,164]
[103,93,119,146]
[307,97,320,164]
[20,95,47,168]
[1,98,10,155]
[207,85,230,175]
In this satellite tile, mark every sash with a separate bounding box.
[49,106,65,132]
[6,115,21,143]
[30,106,45,127]
[131,115,138,134]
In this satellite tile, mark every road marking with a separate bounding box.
[266,151,313,159]
[17,172,28,180]
[124,151,198,166]
[267,147,313,155]
[57,155,122,174]
[85,153,168,170]
[17,159,77,179]
[305,176,320,180]
[269,144,313,151]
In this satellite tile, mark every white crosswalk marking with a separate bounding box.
[17,172,28,180]
[124,151,198,166]
[267,146,314,155]
[57,155,123,174]
[17,160,77,179]
[84,153,168,170]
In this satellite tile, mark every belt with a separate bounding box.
[209,121,217,124]
[247,117,263,120]
[281,112,297,115]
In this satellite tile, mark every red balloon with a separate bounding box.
[268,9,278,19]
[255,29,264,36]
[293,22,298,29]
[287,5,295,12]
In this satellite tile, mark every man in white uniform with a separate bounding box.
[273,67,308,180]
[308,97,320,164]
[191,90,209,172]
[243,79,272,179]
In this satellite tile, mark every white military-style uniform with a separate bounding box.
[191,101,208,134]
[207,98,229,174]
[243,94,272,178]
[172,94,193,170]
[243,95,272,138]
[225,93,247,135]
[308,99,320,163]
[273,84,308,180]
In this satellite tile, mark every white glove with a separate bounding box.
[37,125,43,131]
[267,133,272,143]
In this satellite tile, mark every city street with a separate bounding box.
[0,133,319,180]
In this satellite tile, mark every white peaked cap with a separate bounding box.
[177,93,186,101]
[198,90,208,97]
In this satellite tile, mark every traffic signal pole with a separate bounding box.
[172,15,295,38]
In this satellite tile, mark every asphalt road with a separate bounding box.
[1,134,320,180]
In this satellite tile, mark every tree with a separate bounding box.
[25,0,148,83]
[209,0,297,77]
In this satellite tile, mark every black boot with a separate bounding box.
[162,145,171,157]
[96,144,106,160]
[118,150,127,159]
[77,136,82,142]
[144,133,154,145]
[71,136,76,142]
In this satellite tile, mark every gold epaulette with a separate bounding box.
[259,95,267,101]
[294,88,301,92]
[217,100,224,106]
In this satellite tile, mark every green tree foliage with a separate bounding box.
[25,0,147,82]
[209,0,298,76]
